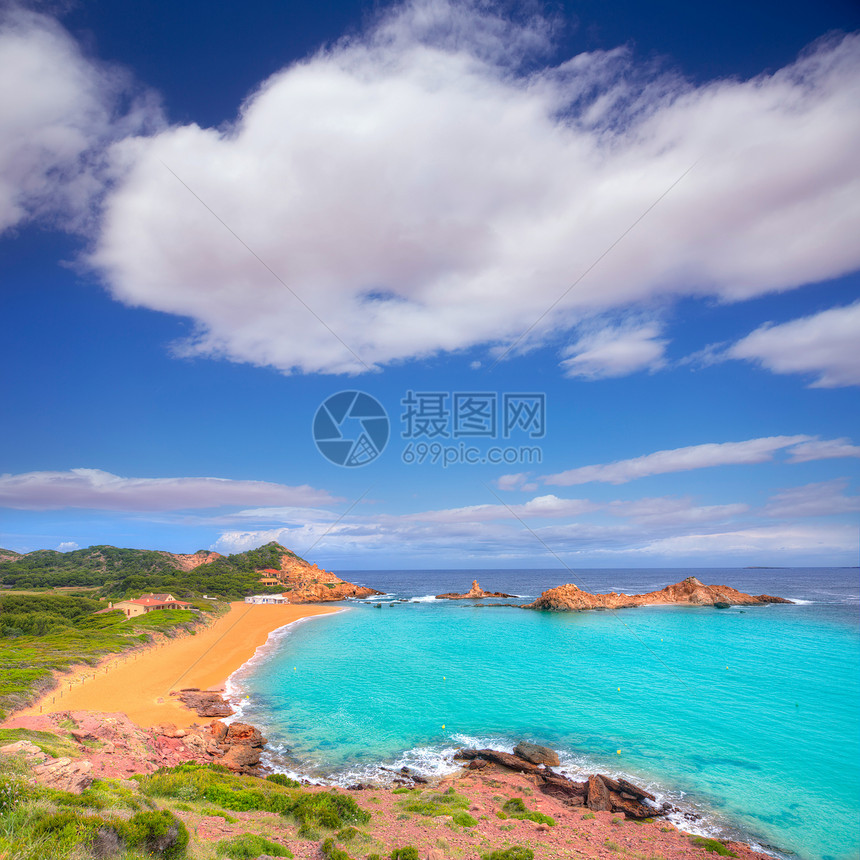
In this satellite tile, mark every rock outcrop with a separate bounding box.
[1,710,270,778]
[454,744,662,820]
[164,550,222,571]
[514,740,560,767]
[522,576,792,611]
[173,688,233,717]
[0,739,93,793]
[436,580,516,600]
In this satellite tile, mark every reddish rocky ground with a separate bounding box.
[1,710,775,860]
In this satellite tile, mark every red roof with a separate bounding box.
[259,568,281,574]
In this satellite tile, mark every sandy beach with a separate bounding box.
[15,602,340,728]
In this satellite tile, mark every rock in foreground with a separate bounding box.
[523,576,792,611]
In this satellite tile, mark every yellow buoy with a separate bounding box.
[617,750,621,755]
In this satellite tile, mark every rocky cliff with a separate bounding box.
[523,576,792,611]
[163,550,222,571]
[436,579,516,600]
[271,549,381,602]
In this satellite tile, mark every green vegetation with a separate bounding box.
[0,541,303,600]
[582,811,596,820]
[481,848,534,860]
[0,593,208,717]
[400,786,471,819]
[0,727,81,759]
[320,836,353,860]
[217,832,294,858]
[390,848,420,860]
[692,836,738,856]
[1,753,377,860]
[500,797,555,826]
[267,773,302,788]
[139,763,369,837]
[452,810,478,827]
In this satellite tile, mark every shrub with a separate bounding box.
[125,809,189,859]
[582,812,596,820]
[267,773,301,788]
[391,848,420,860]
[217,832,293,858]
[500,797,555,826]
[402,789,470,818]
[320,837,353,860]
[287,790,370,835]
[481,848,534,860]
[451,811,478,827]
[692,836,737,857]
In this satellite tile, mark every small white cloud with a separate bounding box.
[728,301,860,387]
[55,541,79,552]
[560,323,667,379]
[787,437,860,462]
[0,468,339,511]
[542,435,811,486]
[763,479,860,518]
[496,473,530,491]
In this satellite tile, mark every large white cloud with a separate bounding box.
[89,1,860,374]
[0,8,159,233]
[728,301,860,387]
[0,468,338,511]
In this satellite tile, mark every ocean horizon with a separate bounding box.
[227,568,859,860]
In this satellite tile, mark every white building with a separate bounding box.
[244,594,289,604]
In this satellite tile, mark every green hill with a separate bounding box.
[0,542,302,599]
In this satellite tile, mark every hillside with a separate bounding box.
[0,541,375,602]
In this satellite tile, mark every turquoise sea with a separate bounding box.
[228,568,859,860]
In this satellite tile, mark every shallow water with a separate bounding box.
[229,568,859,860]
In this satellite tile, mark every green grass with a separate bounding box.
[692,836,738,856]
[500,797,555,826]
[390,848,420,860]
[217,832,294,858]
[481,848,534,860]
[401,786,471,819]
[320,836,353,860]
[139,763,369,836]
[0,727,80,759]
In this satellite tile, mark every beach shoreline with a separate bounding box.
[9,601,341,728]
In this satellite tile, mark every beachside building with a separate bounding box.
[244,594,289,605]
[257,568,282,586]
[109,593,195,618]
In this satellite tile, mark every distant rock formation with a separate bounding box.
[436,579,516,600]
[522,576,792,611]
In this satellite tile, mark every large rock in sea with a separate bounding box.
[436,579,516,599]
[513,741,560,767]
[522,576,792,611]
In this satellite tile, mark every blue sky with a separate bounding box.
[1,0,858,569]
